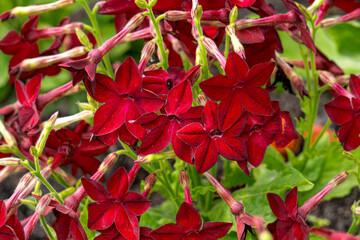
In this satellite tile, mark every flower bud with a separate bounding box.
[229,6,238,24]
[97,153,119,175]
[0,120,16,147]
[35,112,58,157]
[77,102,96,112]
[180,170,193,206]
[128,163,141,186]
[0,0,74,22]
[6,173,33,211]
[52,110,94,130]
[320,9,360,28]
[295,2,312,21]
[139,41,156,73]
[226,26,245,59]
[319,71,354,99]
[135,0,148,9]
[328,171,348,186]
[148,0,157,8]
[194,5,203,20]
[165,11,190,21]
[75,28,93,51]
[143,173,157,198]
[0,157,20,167]
[197,93,208,106]
[24,195,51,239]
[202,37,226,69]
[59,187,76,199]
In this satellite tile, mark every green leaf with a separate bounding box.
[222,159,254,189]
[79,197,96,239]
[139,200,178,229]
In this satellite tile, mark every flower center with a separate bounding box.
[210,129,222,136]
[167,79,173,90]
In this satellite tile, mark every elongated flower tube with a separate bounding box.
[0,0,74,22]
[202,37,226,69]
[0,120,16,147]
[180,170,193,206]
[5,173,33,211]
[320,8,360,28]
[142,173,157,198]
[226,25,245,59]
[319,71,354,99]
[0,157,20,167]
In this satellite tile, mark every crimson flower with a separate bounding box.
[200,52,274,118]
[151,202,232,240]
[44,121,109,176]
[0,200,25,240]
[311,227,360,240]
[324,74,360,150]
[177,100,248,174]
[82,167,152,239]
[91,57,164,145]
[95,225,153,240]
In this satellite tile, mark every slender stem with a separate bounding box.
[119,141,138,160]
[349,217,360,234]
[40,215,56,240]
[146,9,168,70]
[310,118,332,151]
[224,33,230,59]
[159,160,180,206]
[76,0,114,78]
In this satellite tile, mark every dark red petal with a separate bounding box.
[218,92,244,132]
[0,31,23,55]
[107,167,129,199]
[215,136,247,161]
[285,187,298,217]
[224,114,247,137]
[247,131,271,167]
[98,0,136,14]
[349,75,360,100]
[71,154,101,176]
[202,100,218,130]
[231,0,255,7]
[177,123,209,147]
[0,201,6,226]
[338,115,360,151]
[200,222,232,239]
[92,73,121,103]
[165,80,192,116]
[239,88,273,116]
[244,62,275,88]
[267,193,289,220]
[81,178,109,201]
[122,192,152,216]
[78,139,109,156]
[324,96,356,125]
[151,224,185,240]
[115,57,141,96]
[195,140,219,174]
[176,202,202,231]
[142,76,167,95]
[26,74,42,103]
[93,99,126,135]
[124,101,147,140]
[115,203,140,240]
[134,113,169,130]
[15,80,30,107]
[200,75,235,101]
[172,125,194,164]
[87,201,117,230]
[134,90,164,113]
[137,121,172,156]
[225,52,249,84]
[179,106,203,126]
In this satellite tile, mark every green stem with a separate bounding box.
[76,0,114,78]
[310,118,331,151]
[159,160,180,206]
[40,215,56,240]
[146,9,168,70]
[224,33,230,59]
[349,217,360,235]
[119,141,138,160]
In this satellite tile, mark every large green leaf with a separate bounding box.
[139,200,178,230]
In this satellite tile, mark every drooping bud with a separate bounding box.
[225,26,245,59]
[96,152,119,177]
[10,46,87,75]
[52,110,93,130]
[180,170,193,206]
[23,195,51,240]
[0,120,16,147]
[204,171,244,216]
[6,173,33,211]
[275,52,309,99]
[165,11,190,21]
[135,0,148,9]
[320,9,360,28]
[342,150,357,161]
[0,0,74,22]
[202,37,227,70]
[319,71,354,99]
[299,171,348,218]
[34,112,58,157]
[0,157,20,167]
[139,41,156,73]
[235,10,298,30]
[229,6,238,24]
[142,173,157,198]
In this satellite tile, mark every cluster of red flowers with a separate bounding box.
[0,0,359,239]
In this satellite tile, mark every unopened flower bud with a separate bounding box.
[328,171,348,186]
[197,93,208,106]
[139,41,156,73]
[226,26,245,59]
[258,231,273,240]
[52,110,94,130]
[319,71,354,99]
[0,157,20,167]
[6,173,33,211]
[75,28,93,51]
[35,112,58,157]
[295,2,312,21]
[148,0,157,8]
[59,187,76,199]
[128,163,141,186]
[77,102,96,112]
[180,170,193,206]
[202,37,226,69]
[0,120,16,147]
[143,173,157,198]
[320,8,360,28]
[194,5,203,20]
[0,0,74,22]
[135,0,148,9]
[24,195,51,239]
[165,11,189,21]
[204,172,244,215]
[229,6,238,24]
[97,152,119,176]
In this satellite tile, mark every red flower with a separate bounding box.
[44,121,109,176]
[151,202,232,240]
[82,167,152,239]
[0,200,25,240]
[177,100,248,173]
[91,57,163,144]
[200,52,274,117]
[324,75,360,150]
[311,227,360,240]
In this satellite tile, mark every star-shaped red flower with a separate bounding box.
[151,202,232,240]
[82,167,152,240]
